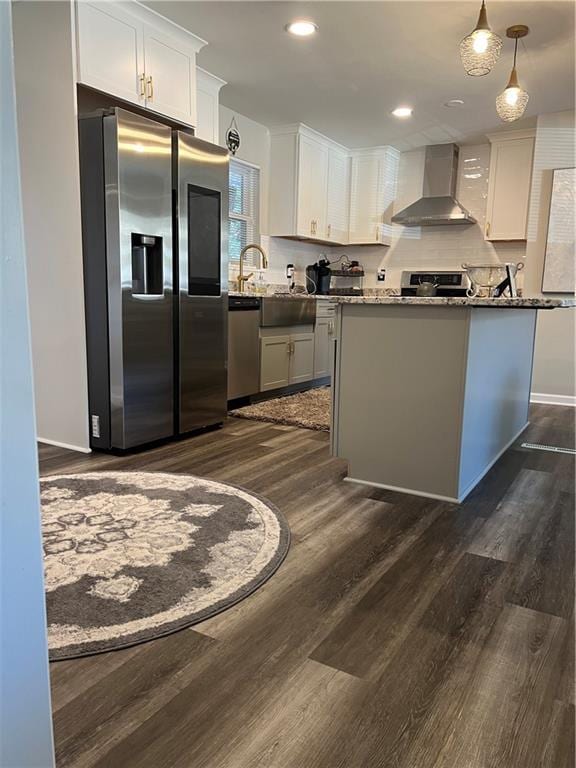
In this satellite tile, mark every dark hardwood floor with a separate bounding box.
[41,404,575,768]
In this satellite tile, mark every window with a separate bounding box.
[229,158,260,265]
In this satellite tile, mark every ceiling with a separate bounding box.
[148,1,575,150]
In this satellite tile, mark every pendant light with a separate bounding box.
[496,26,530,122]
[460,0,502,76]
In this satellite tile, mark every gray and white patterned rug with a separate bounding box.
[41,472,290,660]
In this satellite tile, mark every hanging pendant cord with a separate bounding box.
[513,38,518,68]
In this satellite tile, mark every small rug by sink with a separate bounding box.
[230,387,331,432]
[41,471,290,660]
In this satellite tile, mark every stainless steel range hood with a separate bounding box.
[391,143,476,227]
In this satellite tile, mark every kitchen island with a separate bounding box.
[330,296,575,502]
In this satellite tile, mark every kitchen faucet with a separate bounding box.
[237,244,268,293]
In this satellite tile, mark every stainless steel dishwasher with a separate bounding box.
[228,296,261,400]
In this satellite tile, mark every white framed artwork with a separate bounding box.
[542,167,575,294]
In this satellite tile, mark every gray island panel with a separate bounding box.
[334,304,470,500]
[458,309,537,497]
[332,303,539,502]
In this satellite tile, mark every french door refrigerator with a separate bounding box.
[174,131,229,436]
[79,108,228,451]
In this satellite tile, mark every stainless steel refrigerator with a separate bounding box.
[79,108,228,451]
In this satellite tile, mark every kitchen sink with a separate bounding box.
[260,296,316,326]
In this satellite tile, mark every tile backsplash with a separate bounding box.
[229,143,527,292]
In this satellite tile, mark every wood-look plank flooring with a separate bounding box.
[42,404,575,768]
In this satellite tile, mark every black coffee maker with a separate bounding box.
[306,259,331,294]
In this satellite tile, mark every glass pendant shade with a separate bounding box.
[496,67,529,122]
[460,1,502,76]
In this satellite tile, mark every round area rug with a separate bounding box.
[41,471,290,660]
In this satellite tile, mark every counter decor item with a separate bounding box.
[416,280,438,297]
[462,262,524,297]
[542,167,575,293]
[328,255,365,295]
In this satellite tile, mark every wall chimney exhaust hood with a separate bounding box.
[391,143,476,226]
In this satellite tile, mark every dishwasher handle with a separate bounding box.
[229,297,261,311]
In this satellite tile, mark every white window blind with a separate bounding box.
[229,158,260,265]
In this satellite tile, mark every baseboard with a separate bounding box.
[343,476,461,504]
[344,421,530,505]
[37,437,91,454]
[456,421,530,503]
[530,392,576,407]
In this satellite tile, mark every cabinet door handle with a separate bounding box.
[146,75,154,101]
[139,73,146,98]
[327,223,331,238]
[486,221,490,238]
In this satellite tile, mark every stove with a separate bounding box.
[400,270,470,297]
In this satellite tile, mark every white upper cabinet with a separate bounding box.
[326,148,350,243]
[195,68,226,144]
[142,26,198,126]
[76,2,145,106]
[75,1,206,126]
[485,130,535,241]
[270,124,349,244]
[296,134,329,238]
[348,147,399,245]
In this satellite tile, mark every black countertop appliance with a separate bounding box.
[306,259,332,294]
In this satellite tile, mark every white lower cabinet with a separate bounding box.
[260,331,315,392]
[314,302,337,380]
[290,334,315,384]
[313,318,331,379]
[260,336,290,391]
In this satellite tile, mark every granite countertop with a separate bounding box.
[229,290,575,309]
[333,296,576,309]
[229,290,332,300]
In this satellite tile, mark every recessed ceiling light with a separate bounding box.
[285,20,318,37]
[444,99,465,108]
[392,106,413,118]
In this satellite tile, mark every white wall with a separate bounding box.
[525,110,575,403]
[12,0,90,452]
[220,105,271,233]
[219,110,529,292]
[1,3,55,765]
[219,104,327,287]
[343,143,527,290]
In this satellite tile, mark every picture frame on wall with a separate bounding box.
[541,167,575,294]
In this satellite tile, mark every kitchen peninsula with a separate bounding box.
[330,296,575,502]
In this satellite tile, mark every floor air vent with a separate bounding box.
[521,442,576,455]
